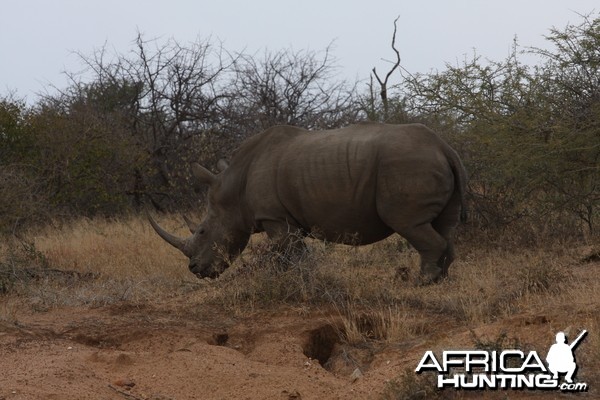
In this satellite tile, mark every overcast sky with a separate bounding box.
[1,0,597,102]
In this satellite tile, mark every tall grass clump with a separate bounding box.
[334,302,430,345]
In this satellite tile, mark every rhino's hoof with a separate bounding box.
[418,265,443,285]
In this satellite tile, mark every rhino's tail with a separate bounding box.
[446,146,468,224]
[460,200,468,223]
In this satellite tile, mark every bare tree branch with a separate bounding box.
[371,17,401,121]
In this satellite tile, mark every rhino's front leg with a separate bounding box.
[262,220,308,264]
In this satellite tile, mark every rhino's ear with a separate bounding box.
[192,163,216,185]
[216,159,229,173]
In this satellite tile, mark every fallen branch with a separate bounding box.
[107,384,145,400]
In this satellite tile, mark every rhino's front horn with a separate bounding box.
[148,215,191,257]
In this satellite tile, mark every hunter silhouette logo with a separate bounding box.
[546,330,587,384]
[415,329,589,392]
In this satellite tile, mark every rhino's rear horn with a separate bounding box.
[192,163,216,185]
[148,214,191,257]
[216,159,229,172]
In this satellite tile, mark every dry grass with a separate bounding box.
[1,215,597,311]
[0,215,199,312]
[33,216,193,280]
[1,214,599,391]
[2,214,597,319]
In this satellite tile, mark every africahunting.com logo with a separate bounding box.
[415,330,588,392]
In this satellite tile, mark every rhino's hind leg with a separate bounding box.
[429,221,455,278]
[437,243,454,277]
[431,193,461,277]
[393,223,448,284]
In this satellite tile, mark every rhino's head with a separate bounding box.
[149,162,249,279]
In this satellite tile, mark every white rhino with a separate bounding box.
[150,122,467,282]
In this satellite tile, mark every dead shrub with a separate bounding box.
[214,235,352,309]
[0,240,49,294]
[381,368,445,400]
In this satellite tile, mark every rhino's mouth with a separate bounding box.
[189,262,225,279]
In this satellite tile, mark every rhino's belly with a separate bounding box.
[317,226,394,245]
[300,209,394,245]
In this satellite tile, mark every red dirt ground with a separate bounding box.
[1,298,595,400]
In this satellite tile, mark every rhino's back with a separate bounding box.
[243,123,454,243]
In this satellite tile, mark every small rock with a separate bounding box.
[350,368,363,383]
[115,353,135,366]
[113,378,135,389]
[281,390,302,400]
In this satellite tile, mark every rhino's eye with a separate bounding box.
[198,228,205,235]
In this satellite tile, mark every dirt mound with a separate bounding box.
[0,306,385,399]
[3,301,591,400]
